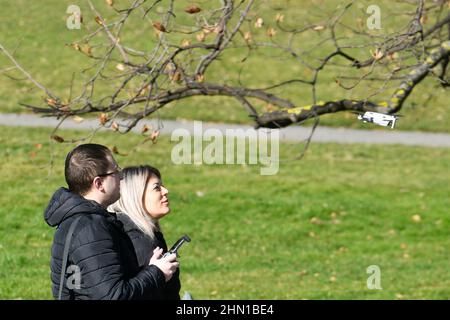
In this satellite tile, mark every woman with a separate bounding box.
[109,165,181,300]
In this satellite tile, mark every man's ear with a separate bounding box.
[92,176,105,192]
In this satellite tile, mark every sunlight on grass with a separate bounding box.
[0,125,448,299]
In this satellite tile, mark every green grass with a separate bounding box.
[0,0,448,132]
[0,125,449,299]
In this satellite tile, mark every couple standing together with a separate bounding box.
[44,143,181,300]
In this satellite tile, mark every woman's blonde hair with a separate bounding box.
[109,165,161,239]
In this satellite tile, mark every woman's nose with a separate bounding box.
[162,186,169,195]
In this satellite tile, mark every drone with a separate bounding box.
[354,111,401,129]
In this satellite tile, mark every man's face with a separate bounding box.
[100,160,122,206]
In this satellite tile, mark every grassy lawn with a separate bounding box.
[0,125,448,299]
[0,0,448,132]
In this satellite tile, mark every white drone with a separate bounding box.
[355,111,401,129]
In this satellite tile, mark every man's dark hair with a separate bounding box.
[65,144,114,195]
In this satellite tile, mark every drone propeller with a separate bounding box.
[351,111,404,117]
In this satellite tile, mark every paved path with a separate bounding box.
[0,113,449,148]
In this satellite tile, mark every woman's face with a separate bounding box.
[143,175,170,219]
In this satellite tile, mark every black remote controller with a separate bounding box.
[162,235,191,258]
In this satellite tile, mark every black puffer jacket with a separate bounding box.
[117,213,181,300]
[44,188,166,300]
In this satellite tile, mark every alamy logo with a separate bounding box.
[66,264,81,290]
[366,265,382,290]
[367,5,382,30]
[171,121,279,175]
[66,5,82,30]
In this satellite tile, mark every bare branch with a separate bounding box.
[2,0,448,138]
[87,0,130,64]
[0,42,58,100]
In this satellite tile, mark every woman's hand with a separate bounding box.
[149,247,179,282]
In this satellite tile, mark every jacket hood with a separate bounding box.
[116,212,140,233]
[44,187,107,227]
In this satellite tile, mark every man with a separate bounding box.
[44,143,178,299]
